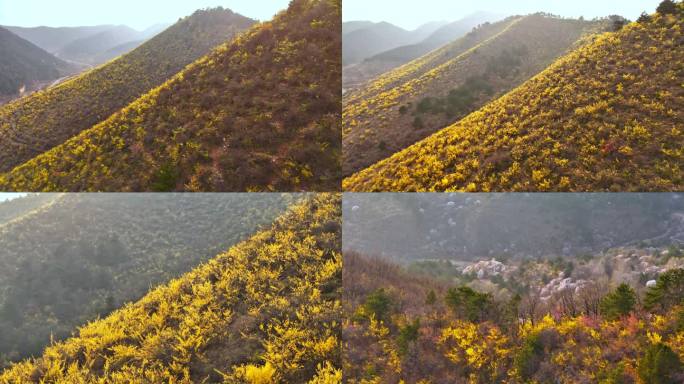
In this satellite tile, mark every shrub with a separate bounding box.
[645,269,684,312]
[362,288,393,320]
[445,286,492,322]
[600,283,636,320]
[396,318,420,355]
[657,0,678,15]
[637,343,683,384]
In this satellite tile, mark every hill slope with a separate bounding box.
[343,14,602,175]
[0,0,341,192]
[0,194,341,383]
[0,193,291,367]
[343,251,684,383]
[343,12,503,90]
[0,8,255,174]
[344,9,684,191]
[0,27,76,98]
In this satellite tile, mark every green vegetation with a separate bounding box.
[0,8,255,173]
[0,193,291,368]
[0,0,341,192]
[600,283,636,320]
[0,193,341,383]
[344,5,684,192]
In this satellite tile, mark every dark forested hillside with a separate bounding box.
[344,6,684,191]
[343,193,684,262]
[0,0,341,192]
[0,193,292,368]
[0,27,76,99]
[0,8,255,174]
[343,14,602,175]
[0,194,342,383]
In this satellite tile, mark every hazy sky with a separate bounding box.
[343,0,663,30]
[0,193,26,203]
[0,0,290,30]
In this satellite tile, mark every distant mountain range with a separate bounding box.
[5,22,171,66]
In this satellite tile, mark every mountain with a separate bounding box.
[4,25,115,53]
[0,8,256,175]
[343,22,412,65]
[0,193,341,383]
[343,13,503,90]
[343,14,603,176]
[344,7,684,191]
[91,39,146,64]
[55,25,143,64]
[0,27,77,100]
[343,193,684,262]
[0,0,341,192]
[343,21,376,35]
[0,193,291,368]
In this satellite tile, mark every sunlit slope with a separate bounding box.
[0,8,255,173]
[0,194,341,383]
[345,10,684,191]
[0,0,341,192]
[0,194,291,368]
[343,14,600,175]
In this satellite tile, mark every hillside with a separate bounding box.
[0,193,341,383]
[343,252,684,383]
[343,14,603,175]
[0,193,291,368]
[0,0,341,192]
[0,27,76,100]
[0,8,255,174]
[343,12,503,90]
[343,193,684,262]
[344,7,684,191]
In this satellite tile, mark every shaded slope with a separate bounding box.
[0,8,255,173]
[343,14,601,175]
[0,0,341,192]
[344,9,684,191]
[0,27,76,97]
[0,193,341,383]
[0,193,291,367]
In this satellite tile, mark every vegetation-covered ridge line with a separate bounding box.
[0,193,63,231]
[342,17,521,107]
[342,16,523,131]
[344,7,684,192]
[0,7,255,174]
[0,0,341,191]
[0,193,342,383]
